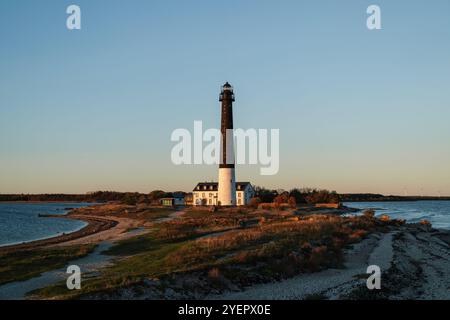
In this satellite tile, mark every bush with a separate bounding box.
[208,267,221,279]
[248,197,261,209]
[273,193,289,205]
[122,194,138,205]
[305,190,340,204]
[362,209,376,218]
[207,268,227,288]
[288,197,297,208]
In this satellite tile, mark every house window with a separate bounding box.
[202,193,205,197]
[238,199,242,205]
[238,193,242,198]
[209,199,212,205]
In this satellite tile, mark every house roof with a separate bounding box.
[193,182,252,191]
[194,182,218,191]
[172,192,185,198]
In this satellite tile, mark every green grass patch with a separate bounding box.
[115,207,175,222]
[32,239,188,299]
[0,244,96,286]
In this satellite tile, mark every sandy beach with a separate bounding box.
[52,215,143,246]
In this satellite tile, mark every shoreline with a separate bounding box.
[0,201,100,204]
[0,214,117,254]
[0,220,89,249]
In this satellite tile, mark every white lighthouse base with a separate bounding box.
[218,168,236,206]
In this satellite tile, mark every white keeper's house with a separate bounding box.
[193,182,255,206]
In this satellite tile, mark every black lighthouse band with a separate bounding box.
[219,82,235,169]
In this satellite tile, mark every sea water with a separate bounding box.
[345,200,450,230]
[0,202,93,247]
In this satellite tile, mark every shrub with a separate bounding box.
[208,267,221,279]
[362,209,376,218]
[122,194,138,205]
[207,267,227,289]
[305,190,340,204]
[307,246,328,271]
[348,229,367,242]
[248,197,261,209]
[273,193,289,205]
[288,197,297,208]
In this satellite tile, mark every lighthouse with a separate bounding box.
[218,82,237,206]
[191,83,255,207]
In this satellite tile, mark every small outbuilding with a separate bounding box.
[160,195,185,207]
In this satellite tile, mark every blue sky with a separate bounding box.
[1,0,450,195]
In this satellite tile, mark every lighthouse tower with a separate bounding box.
[218,82,237,206]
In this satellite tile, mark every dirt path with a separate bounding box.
[53,215,144,247]
[58,209,187,247]
[153,210,186,223]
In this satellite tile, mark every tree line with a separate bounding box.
[0,191,185,205]
[253,187,340,205]
[2,189,444,205]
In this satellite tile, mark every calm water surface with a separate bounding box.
[345,200,450,230]
[0,203,94,247]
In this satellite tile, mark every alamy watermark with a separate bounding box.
[366,265,381,290]
[65,4,381,31]
[171,121,280,176]
[66,5,81,30]
[66,265,81,290]
[367,5,382,30]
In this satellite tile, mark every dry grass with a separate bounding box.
[162,214,381,278]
